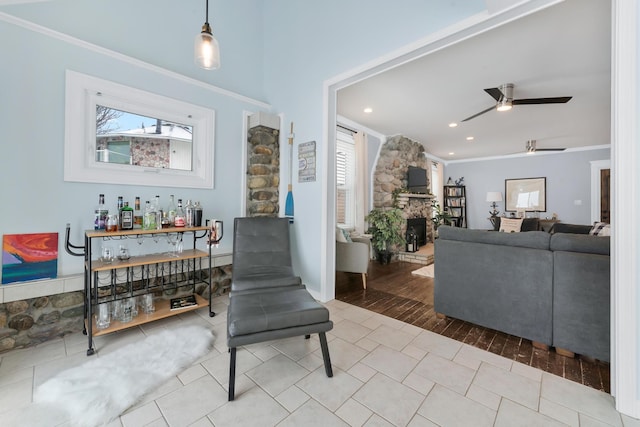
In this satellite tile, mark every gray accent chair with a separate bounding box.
[336,236,370,289]
[226,217,333,401]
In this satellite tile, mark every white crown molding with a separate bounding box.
[443,144,611,165]
[0,11,272,110]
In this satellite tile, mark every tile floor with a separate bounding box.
[0,295,638,427]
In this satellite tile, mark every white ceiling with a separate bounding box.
[337,0,611,161]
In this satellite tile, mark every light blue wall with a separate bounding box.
[0,0,486,287]
[444,148,610,229]
[0,0,266,101]
[0,5,268,277]
[261,0,485,290]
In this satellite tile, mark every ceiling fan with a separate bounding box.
[462,83,572,122]
[525,139,565,153]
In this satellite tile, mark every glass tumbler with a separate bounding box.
[141,294,155,314]
[119,298,133,323]
[96,302,111,329]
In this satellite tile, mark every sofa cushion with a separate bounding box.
[550,233,610,256]
[499,218,523,233]
[549,223,592,234]
[493,217,540,232]
[437,225,550,250]
[589,222,611,237]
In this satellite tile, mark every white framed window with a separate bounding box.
[336,130,355,228]
[64,70,215,189]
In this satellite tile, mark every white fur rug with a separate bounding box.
[412,263,435,278]
[34,325,214,427]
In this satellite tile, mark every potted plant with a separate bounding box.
[365,207,405,264]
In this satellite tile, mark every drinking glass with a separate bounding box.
[129,296,138,318]
[166,232,179,257]
[118,244,130,260]
[100,246,114,264]
[119,298,133,323]
[96,302,111,329]
[140,294,155,314]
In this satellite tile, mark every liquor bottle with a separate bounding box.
[117,196,124,229]
[185,199,194,227]
[161,211,171,228]
[174,199,186,227]
[94,194,109,230]
[133,197,143,229]
[154,195,162,230]
[194,201,203,226]
[120,201,134,230]
[143,200,156,230]
[167,195,177,226]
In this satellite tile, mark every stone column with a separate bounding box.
[247,113,280,217]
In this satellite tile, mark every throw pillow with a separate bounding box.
[590,222,611,237]
[336,227,347,243]
[499,217,523,233]
[342,228,353,242]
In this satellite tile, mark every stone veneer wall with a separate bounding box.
[0,266,233,354]
[97,136,171,168]
[246,125,280,217]
[372,135,434,244]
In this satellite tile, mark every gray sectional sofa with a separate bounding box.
[434,225,610,362]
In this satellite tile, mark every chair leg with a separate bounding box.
[228,347,237,401]
[319,332,333,378]
[361,273,367,289]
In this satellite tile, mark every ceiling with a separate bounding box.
[337,0,611,161]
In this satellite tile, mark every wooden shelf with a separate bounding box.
[89,293,208,337]
[89,249,209,272]
[85,226,209,239]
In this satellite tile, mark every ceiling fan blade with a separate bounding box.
[461,105,495,122]
[513,96,572,105]
[484,87,504,102]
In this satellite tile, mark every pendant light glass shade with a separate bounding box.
[194,1,220,70]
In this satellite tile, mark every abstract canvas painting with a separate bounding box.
[2,233,58,285]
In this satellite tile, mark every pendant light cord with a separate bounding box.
[205,0,209,25]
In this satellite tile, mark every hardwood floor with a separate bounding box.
[335,260,611,393]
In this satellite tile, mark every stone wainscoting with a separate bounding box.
[0,264,233,354]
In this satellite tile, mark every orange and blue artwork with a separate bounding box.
[2,233,58,285]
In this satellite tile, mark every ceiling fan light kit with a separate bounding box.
[525,139,566,153]
[462,83,572,122]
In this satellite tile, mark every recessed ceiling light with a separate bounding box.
[448,152,455,156]
[448,122,458,128]
[363,107,373,113]
[466,136,474,141]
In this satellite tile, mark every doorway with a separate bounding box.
[323,0,639,416]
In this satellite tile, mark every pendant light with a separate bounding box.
[194,0,220,70]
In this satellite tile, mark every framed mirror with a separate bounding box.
[505,177,546,212]
[64,70,215,188]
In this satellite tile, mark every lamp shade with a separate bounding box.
[486,192,503,202]
[194,23,220,70]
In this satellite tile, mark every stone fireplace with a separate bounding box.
[371,135,434,247]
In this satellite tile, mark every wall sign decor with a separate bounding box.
[505,177,547,212]
[298,140,316,182]
[2,233,59,284]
